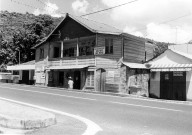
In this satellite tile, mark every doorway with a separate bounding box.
[160,71,186,101]
[73,71,81,89]
[22,70,29,84]
[59,71,64,87]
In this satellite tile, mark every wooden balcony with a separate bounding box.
[48,56,95,67]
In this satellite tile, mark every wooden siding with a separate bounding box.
[96,34,122,69]
[50,16,94,41]
[123,38,145,63]
[145,42,155,61]
[35,43,49,62]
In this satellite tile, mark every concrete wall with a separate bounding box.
[149,72,160,98]
[186,71,192,100]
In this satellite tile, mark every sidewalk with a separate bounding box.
[0,100,86,135]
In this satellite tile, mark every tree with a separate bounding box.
[0,11,62,67]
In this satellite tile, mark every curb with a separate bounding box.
[0,100,56,131]
[34,84,192,106]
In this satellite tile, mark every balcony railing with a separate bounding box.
[48,56,95,67]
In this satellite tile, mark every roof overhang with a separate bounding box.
[122,62,147,69]
[7,65,35,70]
[46,65,89,70]
[150,64,192,71]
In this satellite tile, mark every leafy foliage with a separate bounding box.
[0,11,62,68]
[154,41,169,56]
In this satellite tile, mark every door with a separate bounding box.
[96,68,106,92]
[160,71,186,101]
[160,72,173,100]
[100,69,106,92]
[22,70,29,84]
[172,71,186,101]
[59,71,64,86]
[73,71,81,89]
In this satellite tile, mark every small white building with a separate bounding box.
[148,49,192,101]
[6,60,35,85]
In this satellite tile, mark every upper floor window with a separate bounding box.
[63,47,75,57]
[79,39,95,56]
[105,38,113,54]
[79,46,93,56]
[54,47,60,58]
[39,48,44,59]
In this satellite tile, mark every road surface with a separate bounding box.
[0,83,192,135]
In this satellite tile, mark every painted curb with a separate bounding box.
[0,101,56,130]
[0,97,102,135]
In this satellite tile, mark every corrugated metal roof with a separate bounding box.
[171,49,192,60]
[148,49,192,70]
[7,65,35,70]
[150,63,192,68]
[33,13,122,48]
[169,44,192,55]
[6,60,35,70]
[122,62,147,69]
[71,14,122,35]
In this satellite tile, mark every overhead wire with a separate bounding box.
[80,0,140,17]
[131,12,192,33]
[10,0,45,11]
[7,0,192,44]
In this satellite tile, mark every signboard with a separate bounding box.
[173,71,183,76]
[94,47,105,55]
[107,71,115,78]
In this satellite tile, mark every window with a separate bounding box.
[79,46,86,56]
[39,48,44,59]
[105,38,113,54]
[79,39,95,56]
[63,47,75,57]
[13,71,19,75]
[87,71,94,87]
[69,48,75,57]
[54,47,60,58]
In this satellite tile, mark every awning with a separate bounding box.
[46,65,89,70]
[7,65,35,70]
[122,62,147,69]
[150,64,192,71]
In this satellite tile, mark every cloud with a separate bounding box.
[33,1,61,17]
[101,0,192,43]
[123,26,144,37]
[72,0,89,14]
[146,23,192,43]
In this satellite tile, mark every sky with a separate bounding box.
[0,0,192,44]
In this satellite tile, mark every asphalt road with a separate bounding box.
[0,83,192,135]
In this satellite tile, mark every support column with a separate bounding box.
[45,70,49,86]
[76,38,79,57]
[29,70,31,81]
[19,70,22,82]
[61,41,64,58]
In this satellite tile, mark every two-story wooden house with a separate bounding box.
[33,13,154,95]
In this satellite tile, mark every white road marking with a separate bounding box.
[2,83,192,106]
[0,85,185,112]
[141,133,153,135]
[0,97,102,135]
[110,101,183,112]
[0,86,96,101]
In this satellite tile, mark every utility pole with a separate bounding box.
[19,51,20,64]
[175,27,178,44]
